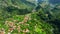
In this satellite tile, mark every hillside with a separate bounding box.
[0,0,60,34]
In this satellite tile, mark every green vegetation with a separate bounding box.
[0,0,60,34]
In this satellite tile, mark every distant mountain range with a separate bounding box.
[0,0,60,9]
[49,0,60,4]
[38,0,60,4]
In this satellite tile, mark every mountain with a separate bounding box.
[0,0,37,15]
[0,0,60,34]
[37,0,60,5]
[49,0,60,4]
[0,0,36,9]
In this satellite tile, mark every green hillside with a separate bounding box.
[0,0,60,34]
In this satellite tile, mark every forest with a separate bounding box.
[0,0,60,34]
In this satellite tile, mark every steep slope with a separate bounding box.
[0,0,36,16]
[0,0,35,9]
[0,0,60,34]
